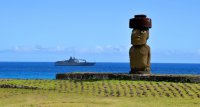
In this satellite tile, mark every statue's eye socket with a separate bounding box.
[133,31,137,34]
[141,30,146,34]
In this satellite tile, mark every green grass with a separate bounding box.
[0,79,199,107]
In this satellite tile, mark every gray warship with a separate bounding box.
[55,57,95,66]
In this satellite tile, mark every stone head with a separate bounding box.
[129,14,151,45]
[131,29,149,45]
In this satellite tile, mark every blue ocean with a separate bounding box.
[0,62,200,79]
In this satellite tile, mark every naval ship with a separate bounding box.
[55,57,95,66]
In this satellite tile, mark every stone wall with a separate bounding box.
[56,72,200,83]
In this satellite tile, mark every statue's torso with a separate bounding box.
[129,45,150,69]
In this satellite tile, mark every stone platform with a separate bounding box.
[56,72,200,83]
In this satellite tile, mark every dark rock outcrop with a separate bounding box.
[0,84,39,89]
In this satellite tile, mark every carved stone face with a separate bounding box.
[131,29,149,45]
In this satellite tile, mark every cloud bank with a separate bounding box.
[0,45,130,62]
[1,45,200,63]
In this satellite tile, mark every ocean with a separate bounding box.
[0,62,200,79]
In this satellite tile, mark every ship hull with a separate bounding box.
[55,62,95,66]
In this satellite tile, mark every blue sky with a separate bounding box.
[0,0,200,63]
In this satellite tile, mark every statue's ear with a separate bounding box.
[146,29,149,40]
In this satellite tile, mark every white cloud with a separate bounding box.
[95,46,104,53]
[151,49,200,63]
[197,49,200,55]
[0,45,129,54]
[94,45,129,53]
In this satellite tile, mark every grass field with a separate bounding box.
[0,79,200,107]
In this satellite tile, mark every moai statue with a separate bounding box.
[129,14,152,74]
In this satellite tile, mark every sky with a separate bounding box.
[0,0,200,63]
